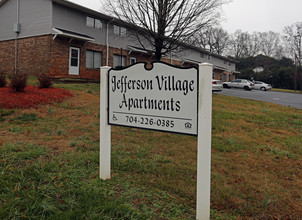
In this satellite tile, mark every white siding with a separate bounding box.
[19,0,52,38]
[52,3,107,45]
[0,0,18,40]
[0,0,52,40]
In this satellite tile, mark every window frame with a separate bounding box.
[113,54,126,68]
[86,16,94,28]
[86,16,103,30]
[130,57,136,65]
[95,19,102,30]
[113,25,120,35]
[86,50,102,69]
[113,25,127,36]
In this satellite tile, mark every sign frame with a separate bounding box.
[107,61,199,136]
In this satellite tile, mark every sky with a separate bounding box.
[72,0,302,34]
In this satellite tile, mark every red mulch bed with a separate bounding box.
[0,85,73,109]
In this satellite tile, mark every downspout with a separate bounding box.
[106,19,114,66]
[14,0,20,74]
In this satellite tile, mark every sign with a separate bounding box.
[108,62,198,135]
[101,62,213,219]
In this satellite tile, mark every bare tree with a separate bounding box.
[192,26,229,55]
[228,30,251,58]
[283,22,302,91]
[283,22,302,66]
[259,31,281,57]
[247,32,261,57]
[273,44,285,60]
[103,0,229,60]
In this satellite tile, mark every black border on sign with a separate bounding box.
[107,61,199,137]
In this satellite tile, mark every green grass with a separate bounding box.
[0,81,301,219]
[272,88,302,93]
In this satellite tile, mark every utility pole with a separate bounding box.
[294,55,297,91]
[297,28,302,93]
[294,27,301,92]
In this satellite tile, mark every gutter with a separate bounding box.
[14,0,20,74]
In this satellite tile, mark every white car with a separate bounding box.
[212,80,223,92]
[223,79,255,91]
[253,81,272,91]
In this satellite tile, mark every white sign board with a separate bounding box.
[108,62,198,135]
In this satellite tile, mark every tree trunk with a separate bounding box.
[155,38,164,61]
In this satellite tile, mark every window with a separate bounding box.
[86,50,102,69]
[200,53,204,58]
[130,57,136,65]
[208,55,211,60]
[70,49,79,67]
[86,16,103,29]
[86,17,94,28]
[95,19,102,29]
[113,55,126,68]
[113,25,127,36]
[113,25,120,35]
[120,27,127,36]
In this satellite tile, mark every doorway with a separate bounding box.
[69,47,80,75]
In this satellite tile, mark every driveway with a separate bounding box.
[217,89,302,109]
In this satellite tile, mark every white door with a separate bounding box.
[69,47,80,75]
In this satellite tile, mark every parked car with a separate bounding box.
[212,80,223,92]
[253,81,272,91]
[222,79,254,90]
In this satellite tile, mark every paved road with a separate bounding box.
[217,89,302,109]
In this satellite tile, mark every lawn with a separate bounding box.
[272,88,302,94]
[0,81,301,219]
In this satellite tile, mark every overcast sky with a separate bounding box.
[72,0,302,34]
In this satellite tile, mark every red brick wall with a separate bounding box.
[0,40,15,73]
[18,35,51,75]
[213,70,234,82]
[0,35,51,75]
[50,38,107,80]
[0,34,235,81]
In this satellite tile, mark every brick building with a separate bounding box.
[0,0,238,81]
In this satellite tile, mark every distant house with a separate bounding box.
[253,66,264,73]
[0,0,238,81]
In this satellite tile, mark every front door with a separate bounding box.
[69,47,80,75]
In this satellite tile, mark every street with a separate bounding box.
[217,88,302,109]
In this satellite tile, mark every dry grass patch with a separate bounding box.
[0,90,99,152]
[0,83,301,219]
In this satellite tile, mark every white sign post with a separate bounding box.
[100,66,111,180]
[100,62,212,220]
[196,63,212,220]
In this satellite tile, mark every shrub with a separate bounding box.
[8,71,28,92]
[37,73,53,88]
[0,70,7,87]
